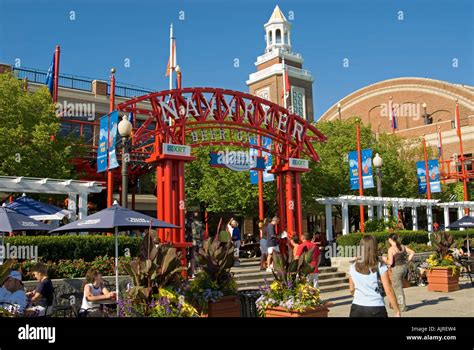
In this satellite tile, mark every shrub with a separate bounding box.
[12,256,131,280]
[4,235,141,262]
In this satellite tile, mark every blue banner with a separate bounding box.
[108,111,119,170]
[417,160,441,194]
[250,136,275,185]
[97,115,108,173]
[349,149,375,190]
[429,159,441,193]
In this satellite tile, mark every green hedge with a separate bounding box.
[4,235,142,262]
[336,230,474,248]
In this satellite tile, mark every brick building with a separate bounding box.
[318,77,474,173]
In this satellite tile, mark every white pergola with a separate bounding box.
[0,176,105,220]
[315,195,474,241]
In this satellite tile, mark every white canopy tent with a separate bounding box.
[315,195,474,241]
[0,176,105,221]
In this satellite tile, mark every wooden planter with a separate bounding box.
[265,305,330,318]
[427,268,460,292]
[207,295,240,317]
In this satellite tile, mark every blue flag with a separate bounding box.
[45,53,55,95]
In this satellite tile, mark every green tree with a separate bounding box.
[0,73,83,178]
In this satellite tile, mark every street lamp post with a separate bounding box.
[118,115,133,208]
[337,102,342,120]
[373,153,383,197]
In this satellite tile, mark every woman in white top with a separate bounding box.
[348,235,401,317]
[80,269,115,317]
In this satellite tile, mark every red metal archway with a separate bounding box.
[116,87,327,251]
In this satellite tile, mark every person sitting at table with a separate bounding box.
[0,271,27,314]
[25,263,54,316]
[79,269,115,317]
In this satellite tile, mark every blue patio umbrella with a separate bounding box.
[0,204,55,232]
[446,216,474,229]
[6,194,70,221]
[0,204,55,258]
[50,201,178,302]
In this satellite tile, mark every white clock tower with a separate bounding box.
[247,5,315,122]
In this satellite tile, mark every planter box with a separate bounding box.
[265,305,329,318]
[208,295,240,317]
[427,268,460,292]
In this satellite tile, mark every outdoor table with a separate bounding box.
[91,299,117,305]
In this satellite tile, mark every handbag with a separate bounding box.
[375,266,386,298]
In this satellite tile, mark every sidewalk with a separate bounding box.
[321,280,474,317]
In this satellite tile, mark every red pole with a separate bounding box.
[107,69,115,207]
[53,45,60,103]
[356,120,365,233]
[455,101,469,213]
[438,126,445,178]
[164,160,172,242]
[422,136,431,200]
[178,162,185,244]
[257,136,264,222]
[156,164,164,241]
[294,172,303,239]
[285,171,294,237]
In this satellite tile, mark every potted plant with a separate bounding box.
[188,236,239,317]
[426,232,460,292]
[256,248,330,317]
[121,233,198,317]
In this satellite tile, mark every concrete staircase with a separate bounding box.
[232,258,349,293]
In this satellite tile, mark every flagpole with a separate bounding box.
[422,135,432,200]
[53,45,60,103]
[438,126,445,178]
[282,58,287,109]
[169,23,174,91]
[455,99,469,213]
[107,68,116,208]
[389,96,394,134]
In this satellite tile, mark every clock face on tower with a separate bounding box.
[291,86,305,119]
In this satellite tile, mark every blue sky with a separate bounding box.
[0,0,472,119]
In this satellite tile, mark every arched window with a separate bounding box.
[275,29,281,44]
[268,31,273,45]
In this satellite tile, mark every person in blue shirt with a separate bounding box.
[230,219,241,266]
[348,235,400,317]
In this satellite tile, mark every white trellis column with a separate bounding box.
[426,205,433,233]
[383,205,390,223]
[444,207,450,231]
[68,193,77,221]
[325,204,333,242]
[393,203,399,220]
[458,206,465,231]
[368,205,374,221]
[78,193,88,220]
[342,202,350,235]
[411,206,418,231]
[470,207,474,217]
